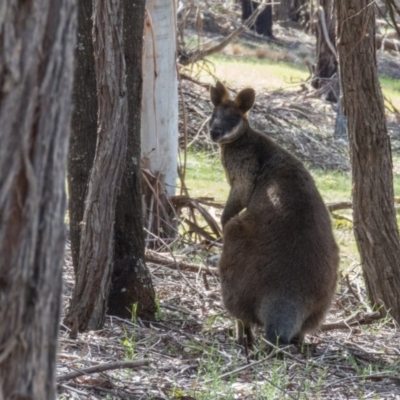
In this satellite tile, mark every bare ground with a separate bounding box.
[59,234,400,400]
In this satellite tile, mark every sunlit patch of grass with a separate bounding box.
[188,54,309,91]
[310,169,351,203]
[184,151,354,204]
[183,150,228,203]
[380,75,400,110]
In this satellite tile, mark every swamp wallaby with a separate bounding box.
[209,82,339,346]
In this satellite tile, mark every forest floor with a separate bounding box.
[58,19,400,400]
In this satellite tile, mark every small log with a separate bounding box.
[145,249,219,276]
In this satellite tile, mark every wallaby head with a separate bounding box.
[209,81,255,144]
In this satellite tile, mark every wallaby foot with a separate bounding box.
[236,320,254,348]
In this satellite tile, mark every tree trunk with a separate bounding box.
[141,0,179,248]
[68,0,98,276]
[241,0,273,37]
[279,0,291,22]
[0,1,76,398]
[67,0,156,323]
[64,0,128,332]
[278,0,307,23]
[336,0,400,323]
[291,0,307,22]
[108,0,156,320]
[313,0,337,102]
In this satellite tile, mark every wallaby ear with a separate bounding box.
[234,88,255,114]
[210,81,230,107]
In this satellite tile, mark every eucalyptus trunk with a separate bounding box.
[0,0,76,397]
[336,0,400,323]
[65,0,128,332]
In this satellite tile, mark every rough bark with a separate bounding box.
[64,0,128,332]
[241,0,273,37]
[313,0,337,102]
[0,1,76,398]
[336,0,400,323]
[68,0,98,275]
[109,0,156,320]
[67,0,156,323]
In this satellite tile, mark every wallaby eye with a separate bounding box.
[227,116,240,127]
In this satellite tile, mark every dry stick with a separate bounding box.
[386,0,400,38]
[345,273,361,302]
[323,371,400,390]
[59,384,89,396]
[177,66,190,197]
[318,6,337,58]
[57,360,149,383]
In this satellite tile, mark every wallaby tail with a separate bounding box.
[263,299,305,345]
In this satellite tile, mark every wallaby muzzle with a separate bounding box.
[210,126,224,142]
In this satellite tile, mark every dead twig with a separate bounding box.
[57,360,149,383]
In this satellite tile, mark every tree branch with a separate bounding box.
[179,3,267,65]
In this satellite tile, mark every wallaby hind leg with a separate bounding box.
[236,320,254,347]
[263,300,303,345]
[299,311,326,338]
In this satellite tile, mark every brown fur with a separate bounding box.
[209,82,339,346]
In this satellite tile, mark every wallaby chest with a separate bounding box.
[221,136,262,187]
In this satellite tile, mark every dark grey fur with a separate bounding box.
[209,82,339,346]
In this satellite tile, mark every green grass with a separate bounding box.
[193,53,309,90]
[311,169,351,203]
[184,151,353,204]
[183,150,228,202]
[187,45,400,108]
[184,149,400,212]
[380,75,400,109]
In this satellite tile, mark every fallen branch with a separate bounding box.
[326,201,352,212]
[326,200,400,213]
[57,360,149,383]
[376,34,400,52]
[320,311,381,332]
[146,249,219,276]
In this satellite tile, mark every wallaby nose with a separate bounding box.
[210,127,223,142]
